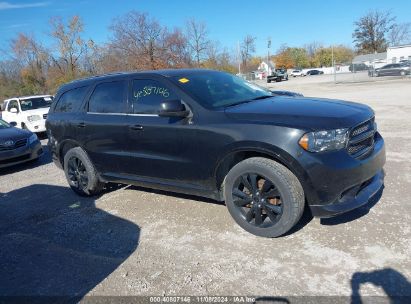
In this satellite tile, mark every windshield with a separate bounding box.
[20,96,53,111]
[172,71,272,109]
[0,119,11,129]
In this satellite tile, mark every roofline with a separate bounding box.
[388,44,411,49]
[4,94,53,101]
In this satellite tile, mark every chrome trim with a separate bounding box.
[87,112,159,117]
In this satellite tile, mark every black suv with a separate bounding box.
[46,69,385,237]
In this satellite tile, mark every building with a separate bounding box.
[352,52,387,68]
[387,44,411,63]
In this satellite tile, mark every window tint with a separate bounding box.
[55,86,89,113]
[88,81,126,113]
[131,79,178,114]
[171,71,271,109]
[7,100,18,111]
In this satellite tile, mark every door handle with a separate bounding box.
[77,122,86,128]
[129,124,144,130]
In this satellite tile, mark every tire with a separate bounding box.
[223,157,305,238]
[63,147,104,196]
[267,79,271,83]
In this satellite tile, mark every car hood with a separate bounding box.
[21,108,49,117]
[224,96,374,130]
[0,127,31,142]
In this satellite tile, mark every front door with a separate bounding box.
[124,77,201,186]
[3,99,20,127]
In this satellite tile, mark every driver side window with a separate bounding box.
[7,100,19,112]
[131,79,178,114]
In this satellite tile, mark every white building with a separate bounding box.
[352,52,387,68]
[387,44,411,63]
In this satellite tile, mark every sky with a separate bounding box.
[0,0,411,58]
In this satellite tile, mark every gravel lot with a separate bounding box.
[1,75,410,301]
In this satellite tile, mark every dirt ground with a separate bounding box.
[0,75,410,301]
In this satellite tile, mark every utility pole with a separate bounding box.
[237,41,241,75]
[331,45,336,83]
[267,37,271,73]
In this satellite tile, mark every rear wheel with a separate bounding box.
[224,157,305,238]
[64,147,104,196]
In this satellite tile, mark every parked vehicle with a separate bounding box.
[275,68,288,81]
[290,70,304,77]
[349,63,369,72]
[371,63,410,77]
[266,71,281,83]
[0,119,42,168]
[306,69,324,75]
[2,95,53,133]
[47,69,385,238]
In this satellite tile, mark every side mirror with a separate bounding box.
[10,107,18,113]
[9,121,17,127]
[159,99,189,117]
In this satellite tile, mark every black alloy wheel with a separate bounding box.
[232,173,283,228]
[67,156,89,191]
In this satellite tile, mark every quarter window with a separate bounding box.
[131,79,178,114]
[88,81,127,114]
[55,86,89,113]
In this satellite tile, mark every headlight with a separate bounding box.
[28,133,38,145]
[27,115,41,122]
[299,128,349,152]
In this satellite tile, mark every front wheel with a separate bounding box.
[64,147,104,196]
[224,157,305,238]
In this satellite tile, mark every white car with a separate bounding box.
[290,70,304,77]
[1,95,53,133]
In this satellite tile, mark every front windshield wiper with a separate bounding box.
[224,95,273,108]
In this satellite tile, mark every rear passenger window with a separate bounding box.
[132,79,178,114]
[88,81,127,113]
[55,86,89,113]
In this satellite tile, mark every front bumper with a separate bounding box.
[298,132,386,217]
[0,140,43,169]
[310,169,384,217]
[25,119,46,133]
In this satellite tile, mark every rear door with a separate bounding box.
[79,79,130,175]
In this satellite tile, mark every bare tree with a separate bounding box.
[185,19,209,67]
[49,15,87,77]
[240,35,256,70]
[388,23,411,46]
[110,11,170,70]
[353,10,395,54]
[11,33,49,92]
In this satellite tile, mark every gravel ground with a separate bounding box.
[0,75,410,301]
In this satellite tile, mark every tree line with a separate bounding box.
[0,9,409,101]
[0,11,249,101]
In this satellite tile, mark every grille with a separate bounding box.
[0,154,30,165]
[347,117,376,158]
[43,114,48,119]
[0,138,28,151]
[348,137,374,154]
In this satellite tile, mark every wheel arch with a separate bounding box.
[58,138,83,167]
[213,144,310,198]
